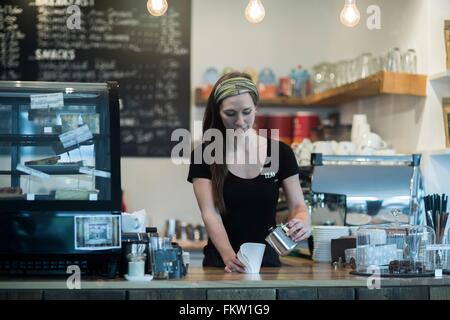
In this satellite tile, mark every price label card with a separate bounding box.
[435,269,443,279]
[426,244,450,251]
[89,193,98,201]
[16,164,50,179]
[44,127,53,134]
[26,194,35,201]
[79,167,111,178]
[59,125,93,148]
[30,92,64,109]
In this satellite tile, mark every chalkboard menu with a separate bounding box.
[0,0,191,157]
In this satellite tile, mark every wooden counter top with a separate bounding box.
[0,257,449,290]
[1,257,450,299]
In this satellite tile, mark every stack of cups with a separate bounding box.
[312,226,349,262]
[351,114,369,144]
[292,112,320,144]
[266,114,293,145]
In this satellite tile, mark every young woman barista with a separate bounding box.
[188,72,311,273]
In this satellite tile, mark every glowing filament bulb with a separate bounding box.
[340,0,360,27]
[147,0,168,17]
[245,0,265,24]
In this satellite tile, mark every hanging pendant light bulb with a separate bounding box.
[340,0,360,27]
[147,0,168,17]
[245,0,266,24]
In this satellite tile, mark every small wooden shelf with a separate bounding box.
[195,71,427,107]
[429,71,450,82]
[429,71,450,100]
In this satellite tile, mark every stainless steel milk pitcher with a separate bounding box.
[265,223,297,256]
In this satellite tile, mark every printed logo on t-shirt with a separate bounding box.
[264,172,276,179]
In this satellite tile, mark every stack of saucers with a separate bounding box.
[312,226,349,262]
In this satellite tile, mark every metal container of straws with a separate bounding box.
[424,194,449,270]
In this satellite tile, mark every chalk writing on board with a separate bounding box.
[0,0,191,157]
[0,5,25,80]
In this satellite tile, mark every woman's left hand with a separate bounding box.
[287,218,311,242]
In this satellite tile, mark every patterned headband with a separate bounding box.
[213,77,259,105]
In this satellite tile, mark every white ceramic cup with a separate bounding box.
[353,114,367,124]
[351,114,368,142]
[128,261,145,277]
[300,138,313,151]
[122,215,142,233]
[355,144,375,155]
[336,141,355,155]
[331,141,339,153]
[239,243,266,274]
[356,123,371,143]
[312,141,334,155]
[299,148,312,166]
[359,132,387,150]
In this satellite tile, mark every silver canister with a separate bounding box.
[265,224,297,256]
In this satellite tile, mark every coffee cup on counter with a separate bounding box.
[127,253,146,277]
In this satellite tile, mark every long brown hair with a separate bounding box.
[203,71,258,214]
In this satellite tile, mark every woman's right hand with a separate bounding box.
[223,254,246,273]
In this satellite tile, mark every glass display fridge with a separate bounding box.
[0,81,122,277]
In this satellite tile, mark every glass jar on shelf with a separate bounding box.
[357,53,373,79]
[311,63,327,94]
[257,67,277,99]
[401,49,418,74]
[384,47,402,72]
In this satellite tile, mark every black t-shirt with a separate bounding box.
[187,139,299,267]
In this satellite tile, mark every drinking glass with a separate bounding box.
[357,53,372,79]
[348,58,359,83]
[385,48,401,72]
[335,60,347,86]
[404,234,421,263]
[149,236,172,280]
[401,49,417,74]
[312,63,325,93]
[369,56,382,75]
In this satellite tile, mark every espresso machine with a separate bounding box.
[308,154,425,226]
